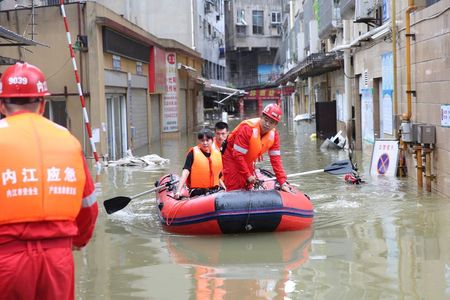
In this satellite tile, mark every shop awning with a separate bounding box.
[276,52,343,85]
[203,81,247,96]
[0,26,38,46]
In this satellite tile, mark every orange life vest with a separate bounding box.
[188,146,222,189]
[0,113,86,225]
[229,118,275,165]
[212,138,222,152]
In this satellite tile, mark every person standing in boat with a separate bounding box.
[213,121,229,154]
[0,62,98,299]
[174,129,225,199]
[222,103,291,192]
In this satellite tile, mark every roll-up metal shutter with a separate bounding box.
[129,88,148,149]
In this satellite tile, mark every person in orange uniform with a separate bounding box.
[213,121,229,153]
[0,62,98,300]
[174,129,224,199]
[222,103,291,192]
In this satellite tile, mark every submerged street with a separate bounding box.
[76,116,450,299]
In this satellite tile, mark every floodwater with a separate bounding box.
[75,116,450,300]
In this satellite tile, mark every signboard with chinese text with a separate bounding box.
[441,104,450,127]
[381,52,394,135]
[149,46,167,94]
[244,88,280,100]
[162,52,178,132]
[370,139,399,177]
[361,88,374,143]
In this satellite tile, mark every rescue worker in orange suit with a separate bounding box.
[213,121,229,154]
[222,103,291,192]
[174,129,225,199]
[0,62,98,300]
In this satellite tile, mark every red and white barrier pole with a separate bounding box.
[59,0,100,164]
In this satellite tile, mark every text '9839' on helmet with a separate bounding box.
[0,62,50,98]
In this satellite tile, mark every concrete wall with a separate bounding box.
[351,1,450,196]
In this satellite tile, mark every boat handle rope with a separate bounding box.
[165,199,189,226]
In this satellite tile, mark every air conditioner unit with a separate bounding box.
[205,2,213,14]
[354,0,377,23]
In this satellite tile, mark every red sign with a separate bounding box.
[282,86,295,95]
[244,88,280,100]
[167,53,176,65]
[149,46,167,93]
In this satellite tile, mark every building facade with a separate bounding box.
[225,0,283,89]
[277,0,450,196]
[0,1,203,160]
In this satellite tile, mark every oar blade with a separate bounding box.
[103,196,132,215]
[323,160,354,175]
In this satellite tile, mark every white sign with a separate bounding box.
[441,104,450,127]
[361,88,374,143]
[92,128,100,143]
[382,92,393,134]
[162,52,178,132]
[370,139,399,177]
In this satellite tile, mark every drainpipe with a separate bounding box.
[391,0,398,118]
[404,1,416,122]
[289,0,294,30]
[308,77,313,116]
[399,1,417,178]
[343,19,353,148]
[190,0,196,50]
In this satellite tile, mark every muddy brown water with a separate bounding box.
[75,118,450,299]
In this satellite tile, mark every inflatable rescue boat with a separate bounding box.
[155,169,314,234]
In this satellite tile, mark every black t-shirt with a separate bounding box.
[183,149,211,172]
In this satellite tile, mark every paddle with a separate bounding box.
[103,179,179,214]
[264,159,355,181]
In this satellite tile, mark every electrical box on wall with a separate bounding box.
[412,123,425,143]
[417,125,436,144]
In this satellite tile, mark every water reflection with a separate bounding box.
[166,229,313,299]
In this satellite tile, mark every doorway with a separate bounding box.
[106,94,128,160]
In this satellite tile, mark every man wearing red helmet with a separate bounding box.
[222,103,291,192]
[0,62,98,300]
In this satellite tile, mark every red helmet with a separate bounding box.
[0,62,50,98]
[262,103,282,122]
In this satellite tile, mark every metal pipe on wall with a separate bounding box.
[424,146,432,192]
[343,19,353,148]
[391,0,398,118]
[414,145,423,188]
[404,1,416,121]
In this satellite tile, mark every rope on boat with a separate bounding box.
[165,200,188,226]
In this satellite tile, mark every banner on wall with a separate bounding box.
[162,52,178,132]
[361,88,374,143]
[381,52,394,135]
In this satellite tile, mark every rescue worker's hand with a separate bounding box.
[174,191,181,199]
[246,175,257,185]
[280,182,293,193]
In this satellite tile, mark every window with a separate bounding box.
[252,10,264,35]
[271,12,281,24]
[236,25,246,36]
[112,55,121,71]
[236,9,247,25]
[136,62,143,75]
